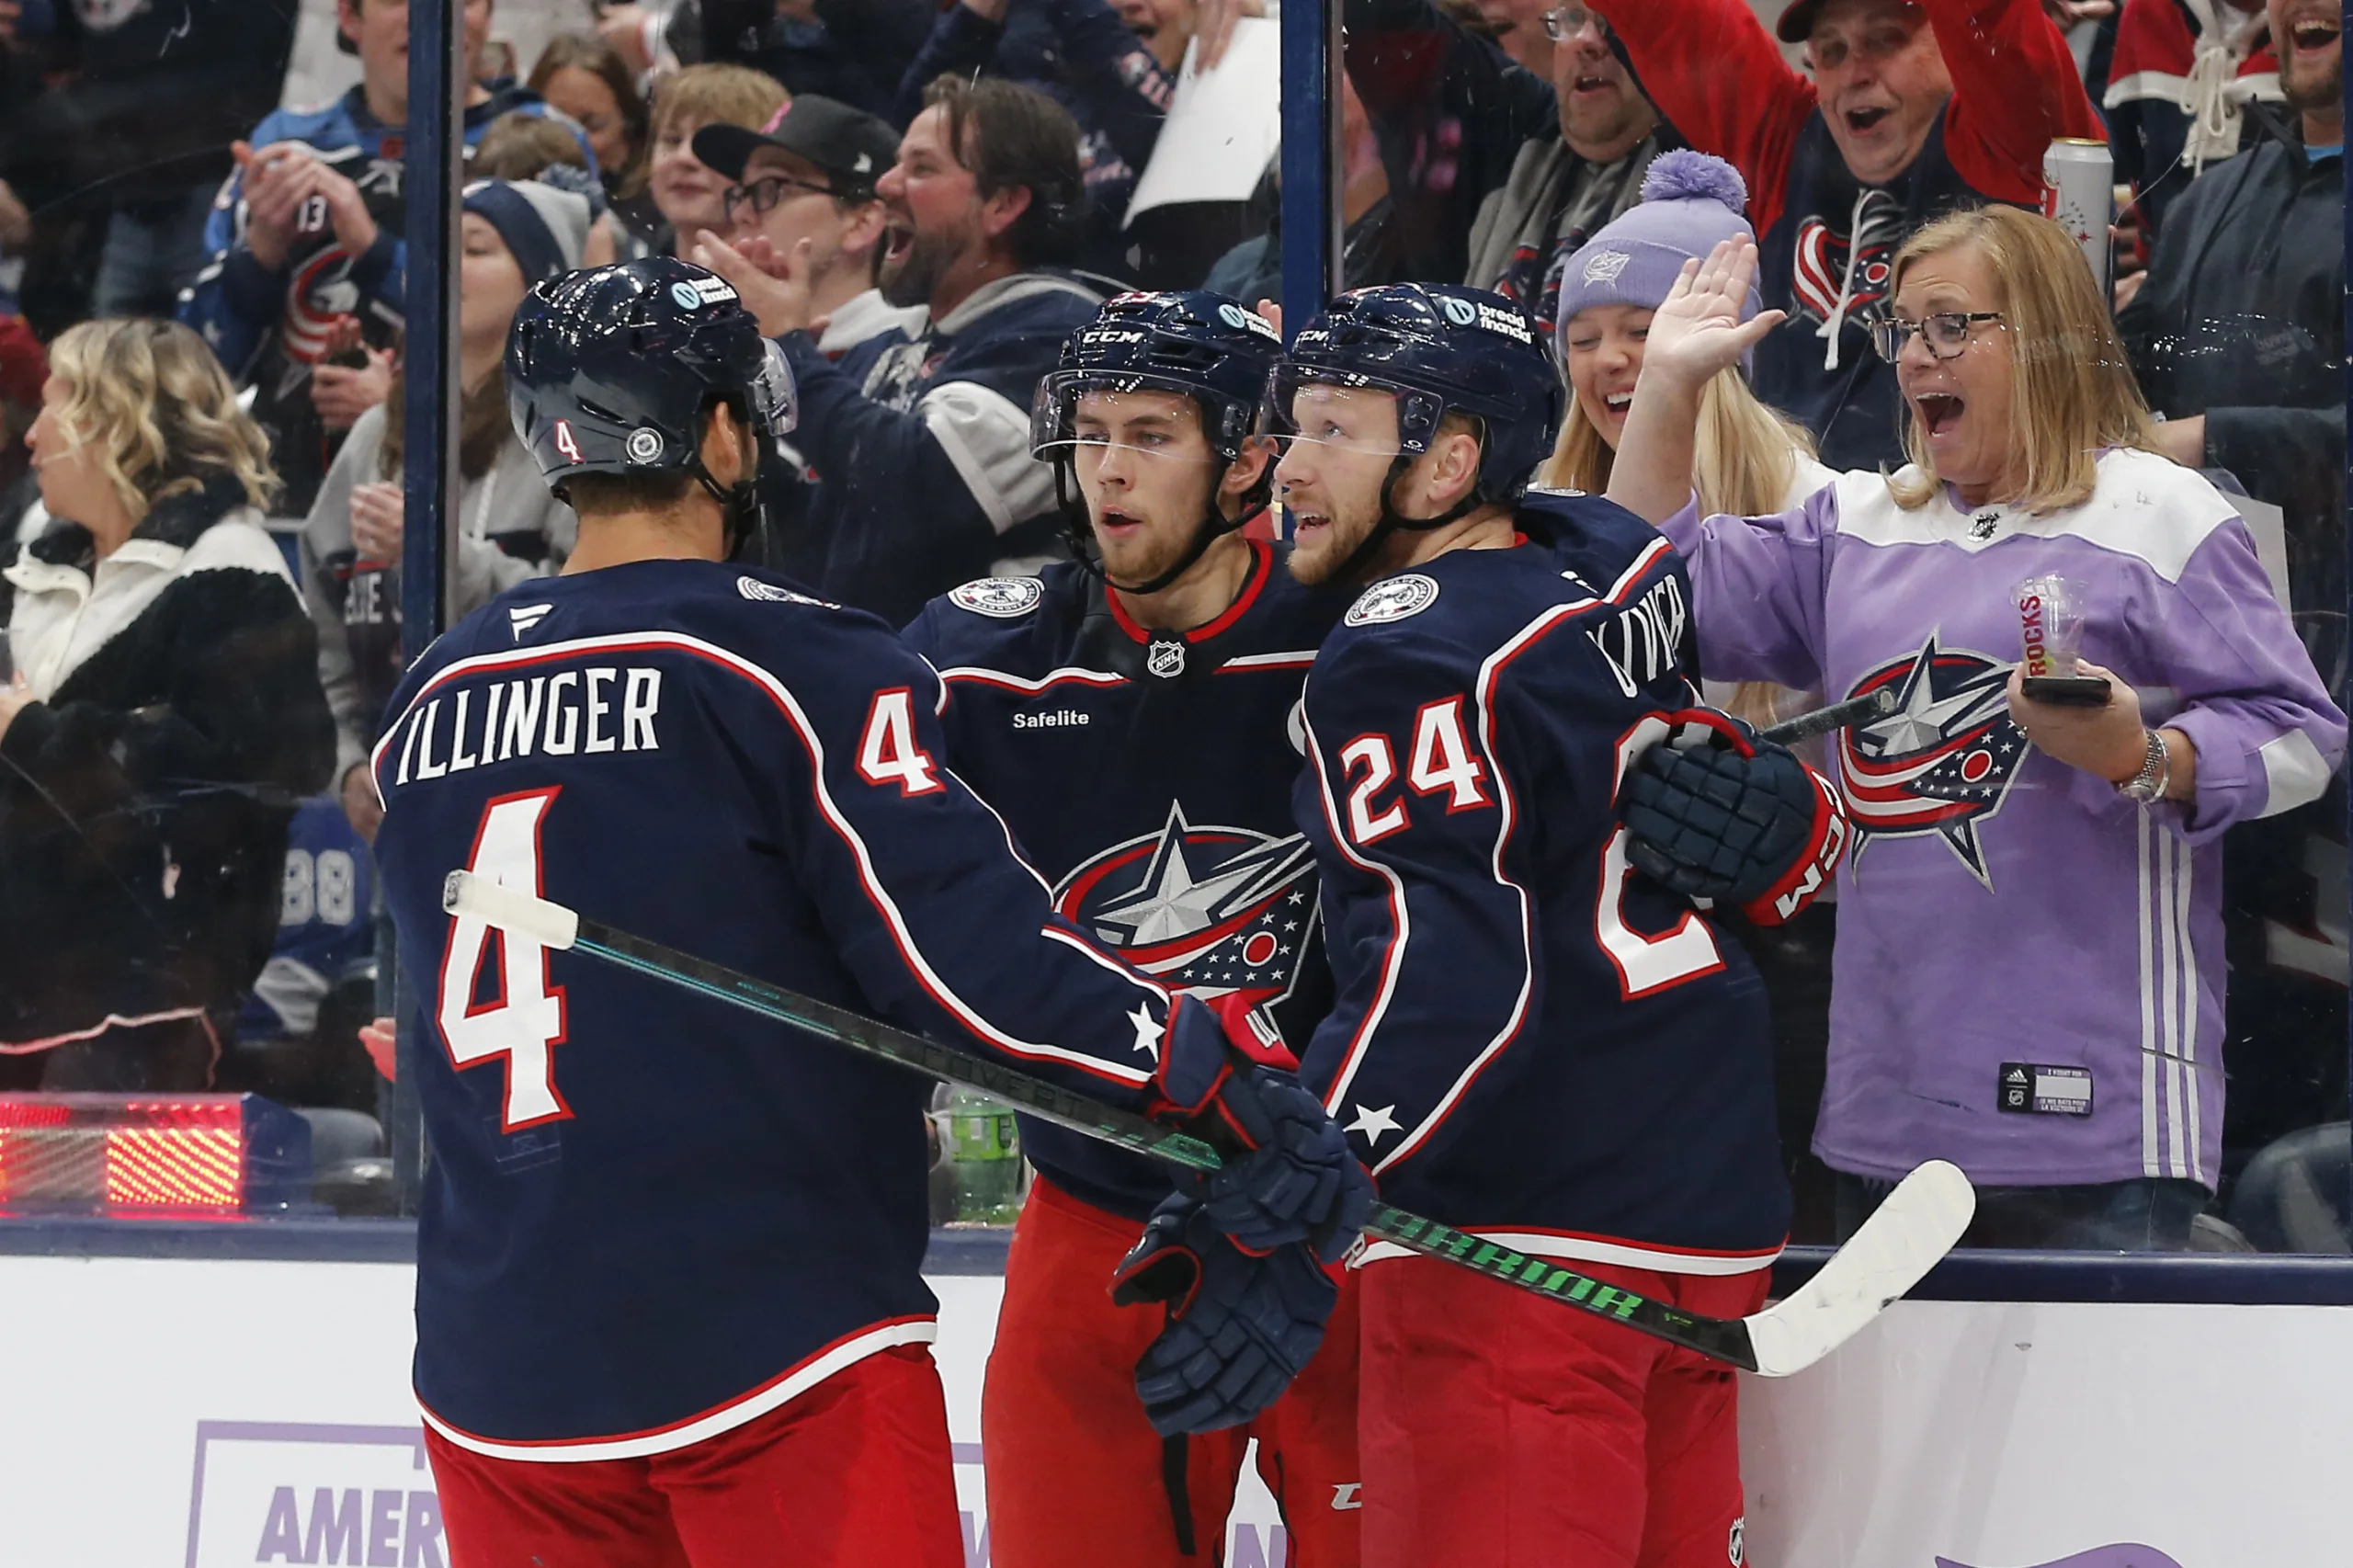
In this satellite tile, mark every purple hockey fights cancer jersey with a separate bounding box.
[904,540,1353,1220]
[369,560,1204,1457]
[1666,449,2346,1190]
[1298,492,1791,1273]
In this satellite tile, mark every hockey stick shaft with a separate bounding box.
[444,871,1773,1368]
[1757,686,1898,746]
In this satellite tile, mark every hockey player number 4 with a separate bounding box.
[437,790,571,1131]
[857,687,944,795]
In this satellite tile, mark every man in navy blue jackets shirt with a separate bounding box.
[369,256,1367,1567]
[694,75,1103,626]
[1269,282,1843,1568]
[905,292,1363,1567]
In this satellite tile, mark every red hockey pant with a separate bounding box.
[1358,1254,1768,1568]
[982,1175,1361,1566]
[424,1343,966,1568]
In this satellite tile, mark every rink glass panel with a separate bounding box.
[0,0,2340,1278]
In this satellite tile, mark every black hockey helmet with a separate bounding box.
[1029,290,1284,596]
[506,256,795,555]
[1271,282,1563,508]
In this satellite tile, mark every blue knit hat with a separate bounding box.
[461,178,592,285]
[1554,152,1760,346]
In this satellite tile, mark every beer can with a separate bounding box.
[2040,137,2113,292]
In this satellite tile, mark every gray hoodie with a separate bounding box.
[300,403,576,779]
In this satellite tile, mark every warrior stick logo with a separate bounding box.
[1840,635,2027,886]
[1054,804,1319,1012]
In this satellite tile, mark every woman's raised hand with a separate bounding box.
[1638,240,1784,394]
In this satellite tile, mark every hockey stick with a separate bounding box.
[1756,686,1898,747]
[445,871,1969,1373]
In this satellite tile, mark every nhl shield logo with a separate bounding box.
[1146,636,1187,679]
[625,426,665,464]
[948,576,1045,618]
[1840,634,2028,886]
[1055,804,1321,1014]
[1346,574,1441,627]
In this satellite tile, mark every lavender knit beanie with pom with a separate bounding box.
[1554,151,1760,341]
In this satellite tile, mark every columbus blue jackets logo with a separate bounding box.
[1053,803,1319,1013]
[1346,574,1439,626]
[1790,188,1902,331]
[1841,635,2027,886]
[949,576,1044,618]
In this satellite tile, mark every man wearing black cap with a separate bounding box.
[694,96,924,360]
[1593,0,2101,467]
[690,76,1103,627]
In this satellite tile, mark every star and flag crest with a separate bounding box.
[1054,804,1320,1014]
[1839,635,2029,886]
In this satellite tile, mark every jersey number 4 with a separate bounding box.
[437,789,571,1131]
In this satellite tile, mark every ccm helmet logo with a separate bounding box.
[552,419,583,464]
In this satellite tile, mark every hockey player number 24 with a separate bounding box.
[437,789,571,1131]
[1340,705,1722,1000]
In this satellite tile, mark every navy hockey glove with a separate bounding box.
[1619,710,1848,926]
[1109,1192,1339,1437]
[1152,994,1374,1263]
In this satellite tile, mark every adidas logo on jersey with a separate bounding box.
[509,605,552,639]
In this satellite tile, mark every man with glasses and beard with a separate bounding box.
[692,76,1101,626]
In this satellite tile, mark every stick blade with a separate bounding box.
[1745,1159,1974,1378]
[443,869,581,951]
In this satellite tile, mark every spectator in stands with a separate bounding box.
[177,0,565,526]
[0,0,293,321]
[0,319,334,1090]
[1113,0,1199,71]
[0,313,43,523]
[1593,0,2102,469]
[1343,0,1670,313]
[1203,70,1402,305]
[693,76,1099,624]
[892,0,1176,279]
[644,63,790,254]
[2120,0,2344,1179]
[1471,0,1558,74]
[695,97,924,358]
[699,0,937,119]
[530,33,654,229]
[1608,210,2345,1248]
[301,180,587,841]
[2105,0,2279,239]
[472,110,631,266]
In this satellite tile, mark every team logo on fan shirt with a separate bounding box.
[949,576,1045,618]
[1840,635,2028,887]
[1790,189,1903,330]
[1055,803,1320,1015]
[1345,574,1440,626]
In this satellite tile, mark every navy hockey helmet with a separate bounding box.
[1030,290,1284,596]
[1271,282,1563,508]
[506,256,795,553]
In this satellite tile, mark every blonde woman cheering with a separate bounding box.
[0,320,334,1088]
[1609,209,2345,1248]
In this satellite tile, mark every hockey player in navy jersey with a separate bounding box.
[1268,283,1847,1568]
[368,256,1369,1568]
[904,292,1363,1567]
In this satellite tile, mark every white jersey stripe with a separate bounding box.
[2158,827,2188,1180]
[2138,809,2161,1179]
[2176,830,2203,1186]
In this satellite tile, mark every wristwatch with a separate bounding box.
[2118,729,2170,804]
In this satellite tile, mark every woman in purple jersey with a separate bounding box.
[1608,206,2346,1249]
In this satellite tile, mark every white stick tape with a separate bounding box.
[442,870,582,951]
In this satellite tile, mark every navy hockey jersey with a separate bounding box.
[904,540,1353,1220]
[370,560,1197,1456]
[1297,492,1790,1272]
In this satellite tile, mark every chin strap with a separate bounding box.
[1053,455,1270,599]
[687,430,764,562]
[1321,452,1487,587]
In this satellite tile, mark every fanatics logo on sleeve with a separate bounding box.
[507,604,552,639]
[948,576,1045,618]
[1345,574,1440,626]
